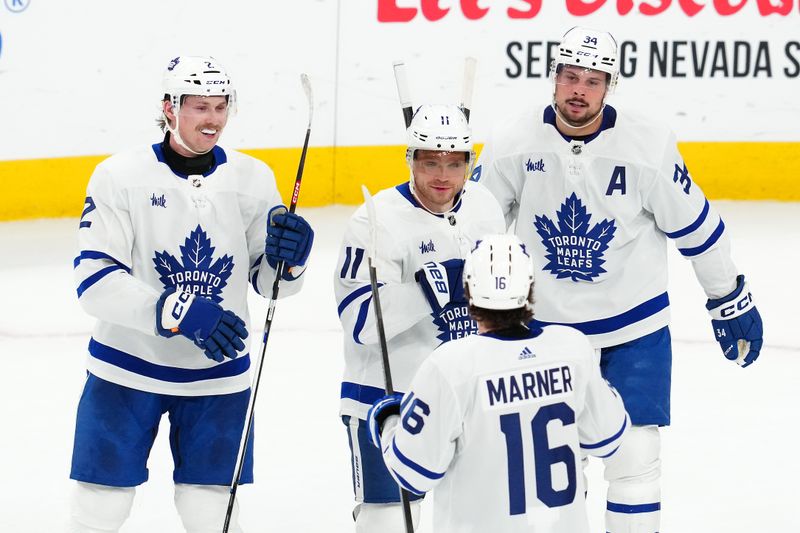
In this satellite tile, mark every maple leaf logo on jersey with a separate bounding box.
[534,193,616,282]
[432,303,478,344]
[153,225,234,302]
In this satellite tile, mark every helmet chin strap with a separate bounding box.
[166,113,213,156]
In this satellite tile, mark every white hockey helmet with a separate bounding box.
[464,234,534,311]
[160,56,236,155]
[550,27,619,93]
[405,104,476,210]
[406,104,473,153]
[162,55,237,114]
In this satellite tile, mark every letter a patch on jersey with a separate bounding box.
[153,225,234,302]
[534,193,616,282]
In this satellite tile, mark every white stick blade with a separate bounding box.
[392,60,412,108]
[461,57,477,113]
[300,73,314,126]
[361,184,378,262]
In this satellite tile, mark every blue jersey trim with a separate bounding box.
[531,292,669,336]
[607,501,661,514]
[74,251,131,272]
[88,338,250,383]
[249,255,264,295]
[580,416,627,450]
[599,446,620,459]
[151,143,228,179]
[392,438,445,481]
[77,265,124,297]
[665,199,710,239]
[678,219,725,257]
[337,284,379,317]
[543,105,617,144]
[341,381,393,405]
[354,297,373,345]
[394,472,426,496]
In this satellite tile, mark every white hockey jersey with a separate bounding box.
[74,143,303,396]
[380,325,629,533]
[475,105,738,348]
[334,181,505,419]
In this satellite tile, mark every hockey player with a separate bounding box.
[69,56,314,533]
[367,234,630,533]
[474,27,764,532]
[334,103,505,532]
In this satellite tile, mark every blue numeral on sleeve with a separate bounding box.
[80,196,96,228]
[340,246,365,279]
[402,398,430,435]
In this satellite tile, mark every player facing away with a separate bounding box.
[68,56,314,533]
[366,234,630,533]
[334,103,505,531]
[474,27,764,532]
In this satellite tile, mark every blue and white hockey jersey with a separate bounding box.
[380,325,629,533]
[475,105,738,348]
[334,181,505,419]
[74,143,303,396]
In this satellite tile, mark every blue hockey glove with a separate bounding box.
[705,275,763,368]
[156,288,249,363]
[265,205,314,268]
[414,259,466,315]
[367,392,404,449]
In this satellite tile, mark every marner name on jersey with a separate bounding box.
[485,364,573,407]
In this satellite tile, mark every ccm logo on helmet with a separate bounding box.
[206,80,226,84]
[721,293,752,318]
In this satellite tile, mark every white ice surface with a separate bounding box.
[0,202,797,532]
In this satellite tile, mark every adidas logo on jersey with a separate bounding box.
[150,193,167,208]
[518,346,535,360]
[419,239,436,254]
[525,158,545,173]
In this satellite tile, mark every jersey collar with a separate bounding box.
[481,325,543,341]
[152,138,228,179]
[543,104,617,144]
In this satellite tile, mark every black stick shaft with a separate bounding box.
[367,259,414,533]
[222,119,312,532]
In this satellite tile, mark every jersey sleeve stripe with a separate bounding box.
[532,292,669,335]
[89,338,250,382]
[607,501,661,514]
[598,445,620,458]
[678,219,725,257]
[337,284,381,317]
[664,199,709,239]
[393,472,426,496]
[340,381,391,405]
[76,265,125,297]
[392,438,446,481]
[353,296,373,345]
[580,415,628,450]
[73,250,131,272]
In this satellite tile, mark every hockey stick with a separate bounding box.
[460,57,477,122]
[392,60,414,128]
[361,185,415,533]
[223,73,314,533]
